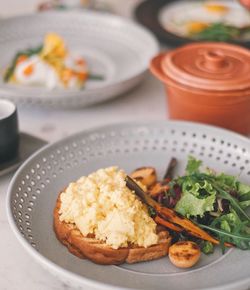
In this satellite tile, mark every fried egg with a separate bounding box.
[159,0,250,38]
[6,33,91,89]
[14,53,88,89]
[14,55,60,89]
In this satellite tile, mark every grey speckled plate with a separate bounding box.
[6,121,250,290]
[0,11,158,108]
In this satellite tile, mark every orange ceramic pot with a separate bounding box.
[150,42,250,135]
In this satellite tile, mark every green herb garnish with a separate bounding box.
[200,240,214,254]
[148,206,156,218]
[193,23,240,41]
[88,74,104,81]
[4,44,43,82]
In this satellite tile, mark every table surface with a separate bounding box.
[0,1,169,289]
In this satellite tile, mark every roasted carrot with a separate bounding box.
[163,157,177,179]
[155,215,182,232]
[126,176,221,245]
[158,206,220,245]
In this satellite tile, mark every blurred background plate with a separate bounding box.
[135,0,250,48]
[0,11,158,108]
[7,121,250,290]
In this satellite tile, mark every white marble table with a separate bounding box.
[0,1,169,289]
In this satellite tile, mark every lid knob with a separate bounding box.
[202,50,227,71]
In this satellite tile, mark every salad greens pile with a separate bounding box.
[192,23,240,41]
[169,156,250,252]
[191,23,250,42]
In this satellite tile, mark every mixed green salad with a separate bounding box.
[157,157,250,253]
[127,157,250,255]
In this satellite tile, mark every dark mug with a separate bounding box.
[0,99,19,164]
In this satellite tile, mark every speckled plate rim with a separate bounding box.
[6,120,250,290]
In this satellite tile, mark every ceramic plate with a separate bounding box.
[0,11,158,108]
[7,121,250,290]
[135,0,250,48]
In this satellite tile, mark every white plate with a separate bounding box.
[158,0,250,38]
[0,11,158,108]
[6,121,250,290]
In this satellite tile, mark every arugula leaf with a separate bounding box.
[214,185,250,224]
[200,210,250,250]
[185,156,202,175]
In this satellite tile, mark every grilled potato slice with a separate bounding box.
[169,241,201,268]
[130,167,157,188]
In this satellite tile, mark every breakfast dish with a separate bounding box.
[4,32,103,89]
[159,0,250,41]
[0,12,158,107]
[7,122,250,289]
[53,158,250,267]
[135,0,250,47]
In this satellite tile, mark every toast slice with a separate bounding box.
[54,194,171,265]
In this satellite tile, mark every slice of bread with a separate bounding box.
[54,194,171,265]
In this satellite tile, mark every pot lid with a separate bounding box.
[161,42,250,91]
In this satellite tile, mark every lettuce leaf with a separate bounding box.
[175,174,216,217]
[173,156,250,220]
[175,191,216,217]
[185,156,202,175]
[215,173,239,190]
[238,183,250,195]
[240,200,250,209]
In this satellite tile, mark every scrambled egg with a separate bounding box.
[59,167,159,249]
